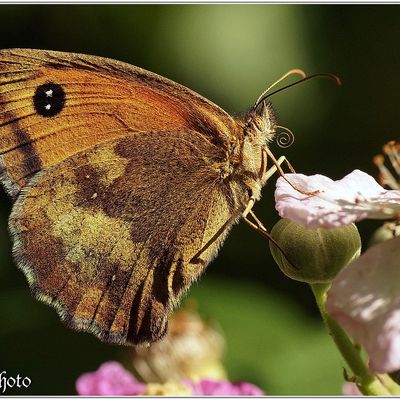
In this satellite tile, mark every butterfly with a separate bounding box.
[0,49,332,346]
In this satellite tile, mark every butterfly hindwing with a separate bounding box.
[9,131,238,345]
[0,48,236,197]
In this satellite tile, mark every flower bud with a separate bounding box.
[369,221,400,247]
[270,219,361,283]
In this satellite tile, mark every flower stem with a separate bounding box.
[378,374,400,395]
[311,283,391,395]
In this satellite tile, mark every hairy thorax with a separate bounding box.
[220,102,277,209]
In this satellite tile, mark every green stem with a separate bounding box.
[378,374,400,395]
[311,283,391,396]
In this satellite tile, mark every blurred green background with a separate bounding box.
[0,4,398,395]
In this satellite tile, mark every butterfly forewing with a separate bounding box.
[0,49,236,197]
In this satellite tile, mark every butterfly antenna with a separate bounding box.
[253,69,306,110]
[275,125,295,148]
[254,72,342,110]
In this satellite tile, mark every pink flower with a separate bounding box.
[275,170,400,228]
[186,378,264,396]
[76,361,264,396]
[326,237,400,373]
[274,168,400,373]
[342,382,362,396]
[76,361,146,395]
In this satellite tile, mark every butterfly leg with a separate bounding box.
[243,152,290,221]
[190,211,241,264]
[264,147,319,195]
[243,211,299,270]
[243,155,300,269]
[191,202,279,265]
[243,211,273,241]
[241,189,287,260]
[265,154,295,180]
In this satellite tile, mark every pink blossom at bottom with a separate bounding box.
[76,361,264,396]
[76,361,146,395]
[327,237,400,373]
[185,378,264,395]
[342,382,362,396]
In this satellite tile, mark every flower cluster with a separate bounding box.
[274,141,400,376]
[76,308,263,396]
[76,361,264,396]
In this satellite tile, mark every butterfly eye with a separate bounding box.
[33,83,65,117]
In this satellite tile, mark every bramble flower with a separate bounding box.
[74,308,265,396]
[76,361,146,395]
[274,146,400,374]
[185,378,264,396]
[326,236,400,373]
[342,382,362,396]
[75,361,264,396]
[275,169,400,228]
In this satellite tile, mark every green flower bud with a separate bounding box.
[369,221,400,248]
[270,219,362,283]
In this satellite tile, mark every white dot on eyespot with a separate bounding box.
[45,104,51,110]
[45,89,53,97]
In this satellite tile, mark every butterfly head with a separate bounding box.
[245,100,276,141]
[231,101,277,200]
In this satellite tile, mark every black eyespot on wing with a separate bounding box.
[33,83,65,117]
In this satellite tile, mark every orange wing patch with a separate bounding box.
[0,49,237,197]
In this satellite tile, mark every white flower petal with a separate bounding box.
[326,237,400,373]
[275,170,400,228]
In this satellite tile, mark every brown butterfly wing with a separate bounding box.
[0,48,236,197]
[10,131,241,345]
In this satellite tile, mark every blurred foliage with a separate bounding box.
[0,4,399,395]
[191,278,344,395]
